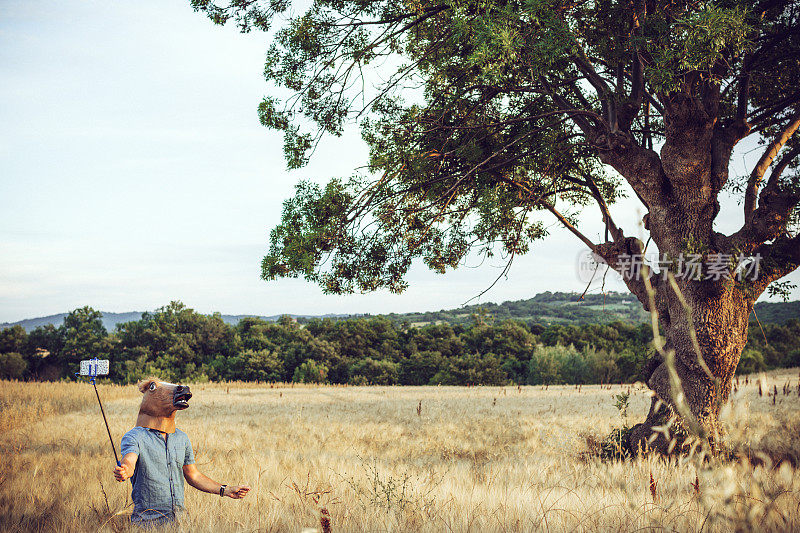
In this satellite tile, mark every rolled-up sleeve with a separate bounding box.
[121,431,140,456]
[184,438,195,466]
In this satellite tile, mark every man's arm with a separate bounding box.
[113,452,138,482]
[182,464,250,499]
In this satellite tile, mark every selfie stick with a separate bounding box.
[77,358,120,466]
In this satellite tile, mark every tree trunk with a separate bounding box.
[629,278,753,454]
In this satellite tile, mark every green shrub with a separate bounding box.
[0,352,27,380]
[243,349,284,382]
[292,359,328,383]
[398,351,443,385]
[349,358,398,385]
[738,348,766,374]
[600,391,633,460]
[600,426,634,460]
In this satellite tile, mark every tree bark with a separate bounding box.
[629,276,753,454]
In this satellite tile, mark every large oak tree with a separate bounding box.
[192,0,800,451]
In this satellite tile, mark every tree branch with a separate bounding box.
[594,130,664,210]
[735,60,750,125]
[539,76,597,136]
[595,237,654,309]
[748,91,800,130]
[726,147,800,253]
[744,110,800,223]
[749,233,800,298]
[581,173,625,242]
[540,200,598,251]
[330,5,448,27]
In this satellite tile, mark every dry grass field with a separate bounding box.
[2,369,800,532]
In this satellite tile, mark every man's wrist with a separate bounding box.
[219,484,227,497]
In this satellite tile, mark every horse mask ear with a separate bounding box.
[137,378,158,394]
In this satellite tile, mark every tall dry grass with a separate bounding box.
[2,369,799,532]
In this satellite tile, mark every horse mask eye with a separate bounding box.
[149,382,156,391]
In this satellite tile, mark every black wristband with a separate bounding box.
[219,484,227,497]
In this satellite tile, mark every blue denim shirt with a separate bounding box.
[120,426,195,524]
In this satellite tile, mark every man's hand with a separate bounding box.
[224,485,251,499]
[183,464,250,499]
[113,463,133,482]
[114,453,138,482]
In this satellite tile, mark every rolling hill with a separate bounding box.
[2,291,796,332]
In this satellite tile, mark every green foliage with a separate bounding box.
[292,359,329,383]
[399,350,444,385]
[527,345,565,385]
[740,318,800,374]
[644,5,753,92]
[262,180,359,291]
[614,391,630,421]
[4,302,800,385]
[60,306,110,372]
[766,280,798,303]
[600,426,634,461]
[0,352,27,380]
[738,348,766,374]
[377,291,650,327]
[430,353,507,386]
[599,391,633,460]
[0,325,27,354]
[349,357,399,385]
[192,0,646,294]
[25,324,63,380]
[243,349,285,382]
[526,344,629,385]
[114,301,238,383]
[186,0,800,300]
[788,349,800,368]
[751,300,800,325]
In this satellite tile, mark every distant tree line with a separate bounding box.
[1,302,798,384]
[368,291,650,327]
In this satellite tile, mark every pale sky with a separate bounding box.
[1,0,797,323]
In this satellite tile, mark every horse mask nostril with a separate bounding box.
[174,385,191,400]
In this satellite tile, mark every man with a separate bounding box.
[113,378,250,526]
